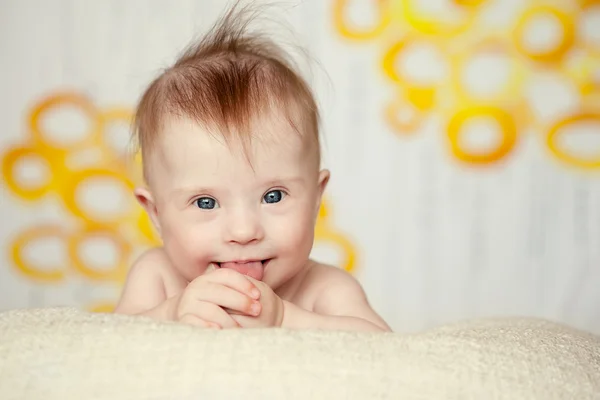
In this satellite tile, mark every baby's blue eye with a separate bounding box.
[195,197,217,209]
[263,190,284,204]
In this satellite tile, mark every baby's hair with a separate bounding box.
[132,0,320,183]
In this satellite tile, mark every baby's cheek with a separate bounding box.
[166,224,218,276]
[183,225,218,255]
[274,215,314,254]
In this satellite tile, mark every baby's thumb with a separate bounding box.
[205,263,218,274]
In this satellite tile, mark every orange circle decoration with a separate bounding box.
[333,0,391,41]
[447,106,518,164]
[11,225,68,283]
[2,146,57,201]
[28,91,102,151]
[68,225,131,282]
[60,168,135,226]
[546,112,600,169]
[513,6,575,64]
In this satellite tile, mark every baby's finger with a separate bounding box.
[194,268,261,300]
[193,282,261,316]
[194,301,239,329]
[179,314,219,329]
[204,263,218,274]
[230,313,261,329]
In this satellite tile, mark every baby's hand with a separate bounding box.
[230,278,284,329]
[173,264,262,329]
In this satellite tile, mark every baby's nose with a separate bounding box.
[225,209,264,245]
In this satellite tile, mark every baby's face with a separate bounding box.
[140,114,328,290]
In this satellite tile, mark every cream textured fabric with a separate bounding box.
[0,307,599,400]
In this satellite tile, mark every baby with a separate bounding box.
[114,3,391,332]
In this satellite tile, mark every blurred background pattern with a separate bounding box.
[0,0,599,333]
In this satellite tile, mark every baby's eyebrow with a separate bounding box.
[170,186,218,197]
[261,176,305,187]
[169,177,305,199]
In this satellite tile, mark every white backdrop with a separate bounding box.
[1,0,599,333]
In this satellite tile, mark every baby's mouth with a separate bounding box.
[216,259,271,281]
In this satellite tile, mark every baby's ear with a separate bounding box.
[314,169,330,215]
[134,187,161,234]
[317,169,330,196]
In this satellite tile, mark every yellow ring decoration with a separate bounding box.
[382,36,440,110]
[450,38,527,106]
[513,5,575,64]
[68,225,131,282]
[314,226,357,273]
[137,210,161,245]
[452,0,486,6]
[447,106,518,164]
[28,91,102,151]
[401,0,477,38]
[99,107,134,165]
[61,168,135,225]
[384,94,424,135]
[2,146,56,201]
[580,0,600,56]
[546,112,600,169]
[11,225,67,282]
[333,0,392,41]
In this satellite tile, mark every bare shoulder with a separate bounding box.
[305,261,391,331]
[304,261,368,302]
[127,247,172,282]
[113,247,174,314]
[135,246,170,266]
[304,261,354,283]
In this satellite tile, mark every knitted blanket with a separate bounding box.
[1,307,599,399]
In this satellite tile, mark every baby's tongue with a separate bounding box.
[219,261,264,281]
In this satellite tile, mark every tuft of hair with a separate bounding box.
[132,0,320,183]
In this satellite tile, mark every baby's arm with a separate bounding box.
[113,249,176,320]
[282,267,392,332]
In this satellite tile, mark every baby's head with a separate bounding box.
[132,4,329,290]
